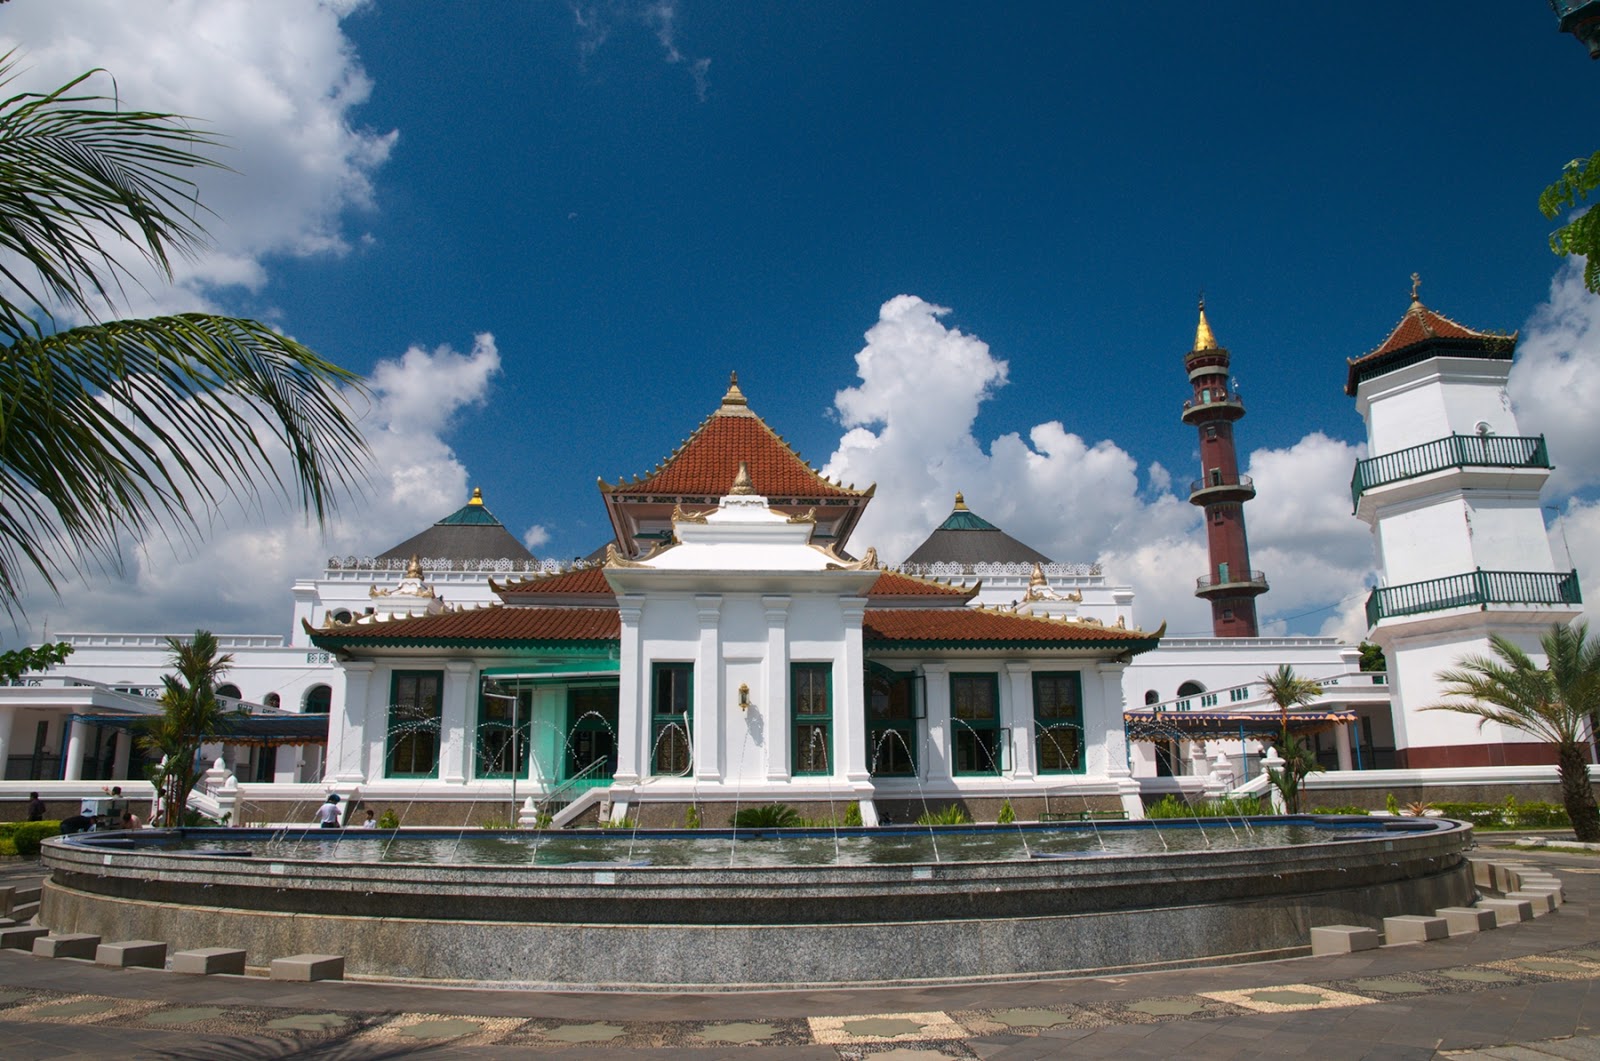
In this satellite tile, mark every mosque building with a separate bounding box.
[0,292,1583,824]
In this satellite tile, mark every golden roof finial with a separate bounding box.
[720,370,748,410]
[1027,561,1048,598]
[469,487,483,506]
[953,491,968,511]
[1193,295,1218,351]
[1410,271,1422,303]
[405,554,424,580]
[729,460,756,495]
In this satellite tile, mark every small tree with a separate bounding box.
[1426,623,1600,843]
[0,642,72,682]
[1260,665,1325,814]
[139,630,238,826]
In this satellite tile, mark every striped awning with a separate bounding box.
[68,712,329,747]
[1123,709,1356,740]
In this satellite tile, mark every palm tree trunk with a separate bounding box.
[1557,740,1600,843]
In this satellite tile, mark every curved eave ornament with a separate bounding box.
[820,545,879,571]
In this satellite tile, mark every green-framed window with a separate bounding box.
[792,662,833,775]
[387,670,443,778]
[566,685,619,781]
[867,668,917,777]
[652,663,693,775]
[1033,671,1084,774]
[951,672,1001,775]
[474,684,530,779]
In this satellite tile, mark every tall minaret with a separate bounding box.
[1183,300,1267,636]
[1349,277,1581,768]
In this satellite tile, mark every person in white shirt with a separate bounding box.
[361,810,377,829]
[314,793,342,828]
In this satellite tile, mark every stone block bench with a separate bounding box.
[269,954,344,982]
[1435,906,1497,934]
[173,947,247,976]
[1382,915,1448,944]
[95,940,167,969]
[0,926,48,951]
[1476,898,1534,926]
[32,933,100,960]
[1310,925,1380,955]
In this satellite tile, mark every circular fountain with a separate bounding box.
[39,816,1474,989]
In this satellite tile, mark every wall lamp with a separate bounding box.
[738,683,750,712]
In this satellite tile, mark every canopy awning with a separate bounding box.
[1123,709,1356,740]
[68,712,329,747]
[480,659,620,682]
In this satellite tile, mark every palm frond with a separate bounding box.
[0,315,369,611]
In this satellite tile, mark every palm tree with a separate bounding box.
[1259,665,1325,813]
[0,54,367,614]
[140,630,238,826]
[1427,622,1600,842]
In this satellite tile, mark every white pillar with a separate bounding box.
[839,599,869,782]
[922,663,951,781]
[332,660,374,782]
[763,596,792,782]
[439,660,475,784]
[63,719,90,781]
[612,597,645,786]
[1335,720,1354,772]
[112,728,133,780]
[1094,663,1132,779]
[693,595,723,782]
[1005,662,1034,779]
[0,706,14,779]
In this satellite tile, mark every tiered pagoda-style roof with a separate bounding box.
[377,488,534,564]
[864,607,1161,652]
[903,493,1053,567]
[309,605,620,650]
[597,373,873,557]
[492,565,614,604]
[1345,279,1518,395]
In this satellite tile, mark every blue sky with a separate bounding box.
[4,1,1600,644]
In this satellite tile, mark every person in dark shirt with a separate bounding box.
[58,812,96,835]
[26,792,46,821]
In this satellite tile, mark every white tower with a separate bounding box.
[1348,278,1582,768]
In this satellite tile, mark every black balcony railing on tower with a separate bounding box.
[1365,569,1582,627]
[1350,434,1550,508]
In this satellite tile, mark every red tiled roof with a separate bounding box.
[1346,300,1516,395]
[863,608,1159,647]
[603,406,864,498]
[310,606,619,647]
[866,570,975,599]
[494,566,613,596]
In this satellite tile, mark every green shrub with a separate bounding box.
[11,821,60,857]
[1309,805,1370,816]
[1385,792,1400,815]
[844,801,862,827]
[1428,798,1570,830]
[684,804,701,829]
[997,799,1016,825]
[914,804,971,826]
[0,837,14,856]
[1144,795,1192,819]
[376,809,399,829]
[731,804,800,829]
[1144,795,1261,820]
[0,822,16,840]
[600,816,636,829]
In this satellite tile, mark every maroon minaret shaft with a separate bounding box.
[1182,301,1268,636]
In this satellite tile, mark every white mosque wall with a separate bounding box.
[1357,357,1518,455]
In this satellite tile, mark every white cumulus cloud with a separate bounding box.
[0,0,395,319]
[1509,263,1600,495]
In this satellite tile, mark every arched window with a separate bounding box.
[216,683,242,701]
[1176,681,1205,697]
[329,609,353,624]
[303,685,332,714]
[1143,689,1160,705]
[264,693,282,710]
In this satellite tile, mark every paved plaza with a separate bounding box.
[0,839,1597,1058]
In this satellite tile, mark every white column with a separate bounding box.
[1005,662,1034,779]
[0,706,14,779]
[762,596,791,782]
[922,662,951,781]
[332,660,374,782]
[1094,663,1132,778]
[1335,719,1354,772]
[64,719,90,781]
[440,660,476,784]
[612,597,645,786]
[693,595,723,782]
[839,599,869,782]
[112,728,133,780]
[273,745,297,783]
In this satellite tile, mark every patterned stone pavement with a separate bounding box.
[0,844,1596,1058]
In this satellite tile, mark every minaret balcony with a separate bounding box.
[1195,570,1268,597]
[1350,433,1550,511]
[1365,569,1582,628]
[1180,394,1245,424]
[1187,474,1255,505]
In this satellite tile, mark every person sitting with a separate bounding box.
[314,793,342,828]
[361,809,377,829]
[122,810,143,830]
